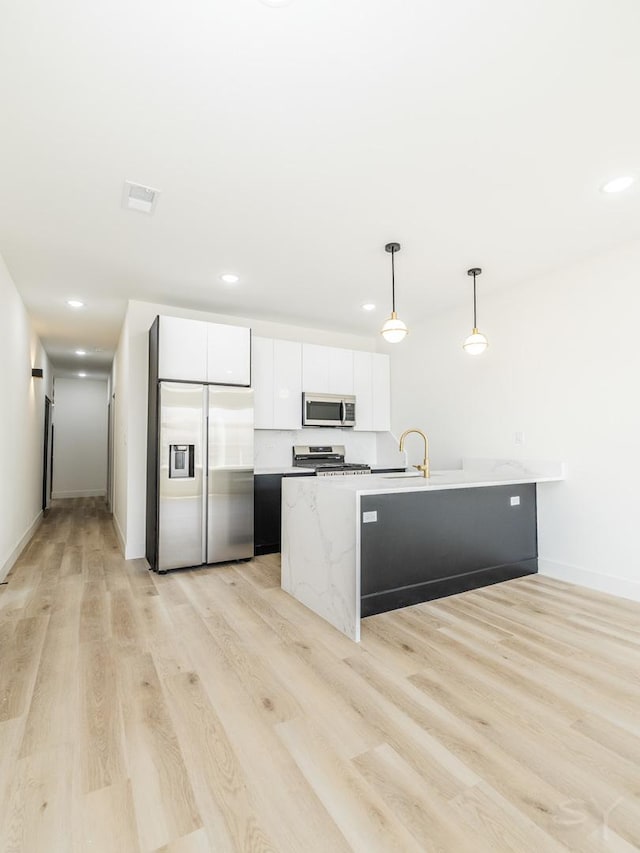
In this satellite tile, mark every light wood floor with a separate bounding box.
[1,499,640,852]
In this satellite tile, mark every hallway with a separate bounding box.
[2,500,640,851]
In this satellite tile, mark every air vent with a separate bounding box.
[123,180,160,214]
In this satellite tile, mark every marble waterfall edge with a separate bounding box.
[281,477,360,641]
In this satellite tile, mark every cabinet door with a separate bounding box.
[254,474,283,555]
[372,353,391,431]
[207,323,251,386]
[302,344,330,392]
[353,351,373,431]
[252,337,274,429]
[302,344,355,394]
[158,316,208,381]
[328,347,354,395]
[273,339,302,429]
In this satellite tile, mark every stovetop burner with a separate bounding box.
[292,444,371,476]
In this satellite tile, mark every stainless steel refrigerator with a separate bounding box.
[146,382,254,572]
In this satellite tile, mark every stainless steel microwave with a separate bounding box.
[302,392,356,428]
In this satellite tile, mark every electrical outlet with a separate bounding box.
[510,496,520,506]
[515,431,525,445]
[362,511,378,523]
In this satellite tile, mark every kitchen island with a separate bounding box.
[281,459,565,641]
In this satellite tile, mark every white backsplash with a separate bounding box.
[255,428,406,469]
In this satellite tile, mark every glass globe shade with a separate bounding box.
[463,329,488,355]
[380,314,408,343]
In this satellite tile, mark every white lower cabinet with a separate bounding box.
[253,337,302,429]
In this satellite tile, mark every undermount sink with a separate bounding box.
[381,471,447,480]
[381,472,424,479]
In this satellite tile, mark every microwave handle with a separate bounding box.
[340,400,346,424]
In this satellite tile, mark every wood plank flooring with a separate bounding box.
[1,497,640,852]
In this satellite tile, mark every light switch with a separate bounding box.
[362,511,378,523]
[510,496,520,506]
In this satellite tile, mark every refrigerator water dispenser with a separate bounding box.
[169,444,194,478]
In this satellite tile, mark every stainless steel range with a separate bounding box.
[292,445,371,477]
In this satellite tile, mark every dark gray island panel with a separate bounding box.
[360,483,538,616]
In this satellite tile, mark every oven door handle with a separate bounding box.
[340,400,346,424]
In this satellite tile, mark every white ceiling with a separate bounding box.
[1,0,640,377]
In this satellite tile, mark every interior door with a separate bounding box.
[42,396,53,511]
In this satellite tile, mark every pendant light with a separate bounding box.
[380,242,408,343]
[463,267,488,355]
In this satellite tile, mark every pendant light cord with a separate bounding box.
[472,270,477,328]
[391,247,396,313]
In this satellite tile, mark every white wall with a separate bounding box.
[112,299,380,559]
[0,252,52,580]
[112,316,129,553]
[389,237,640,601]
[52,378,108,498]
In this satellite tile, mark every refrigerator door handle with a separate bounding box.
[202,402,209,565]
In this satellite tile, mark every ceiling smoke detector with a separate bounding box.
[123,180,161,214]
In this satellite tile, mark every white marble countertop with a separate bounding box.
[254,464,404,476]
[290,459,565,495]
[307,461,565,496]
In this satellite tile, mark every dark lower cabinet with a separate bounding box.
[254,475,283,556]
[254,473,312,556]
[360,483,538,616]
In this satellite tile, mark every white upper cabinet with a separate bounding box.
[253,337,302,430]
[302,344,353,395]
[207,323,251,386]
[273,339,302,429]
[157,316,250,385]
[328,347,354,395]
[158,316,208,381]
[353,351,390,432]
[353,351,373,431]
[371,352,391,431]
[301,344,329,392]
[252,337,274,428]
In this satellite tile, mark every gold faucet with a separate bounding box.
[398,429,430,478]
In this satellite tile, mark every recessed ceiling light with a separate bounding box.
[601,175,636,194]
[220,273,240,284]
[67,299,84,309]
[78,372,87,378]
[361,303,376,311]
[75,350,86,356]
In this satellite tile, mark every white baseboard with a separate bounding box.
[0,511,43,582]
[52,489,107,499]
[538,558,640,603]
[125,542,145,560]
[111,513,145,561]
